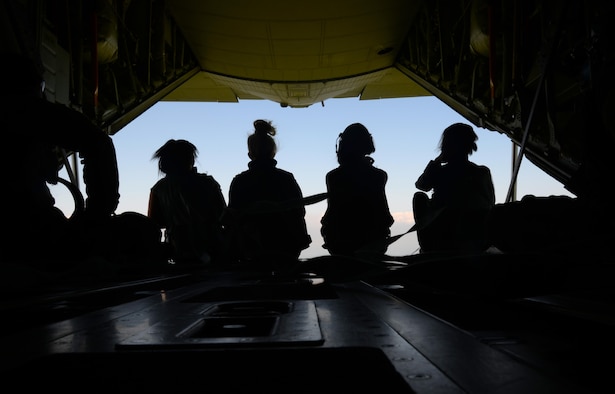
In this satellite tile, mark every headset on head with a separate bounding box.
[336,127,375,155]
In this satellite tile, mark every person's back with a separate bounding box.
[227,119,311,266]
[417,160,494,211]
[1,52,120,266]
[149,139,227,264]
[413,123,495,252]
[321,123,394,256]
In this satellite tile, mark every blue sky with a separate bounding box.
[50,96,573,258]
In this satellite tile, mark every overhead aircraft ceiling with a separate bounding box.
[162,0,431,107]
[4,0,614,201]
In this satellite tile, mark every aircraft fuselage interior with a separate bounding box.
[1,1,614,393]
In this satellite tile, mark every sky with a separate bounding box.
[50,96,573,258]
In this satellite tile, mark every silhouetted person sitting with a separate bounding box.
[321,123,394,257]
[148,139,227,265]
[413,122,495,253]
[1,52,121,270]
[226,119,311,267]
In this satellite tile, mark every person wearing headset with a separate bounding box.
[320,123,394,257]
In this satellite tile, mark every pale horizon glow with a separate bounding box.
[50,96,573,258]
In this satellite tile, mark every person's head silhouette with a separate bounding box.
[336,123,375,165]
[438,123,478,163]
[248,119,277,160]
[153,139,198,175]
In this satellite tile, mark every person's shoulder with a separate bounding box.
[229,169,251,187]
[365,163,388,179]
[150,177,167,190]
[196,172,221,185]
[469,161,491,171]
[267,167,300,187]
[274,167,296,177]
[325,166,342,178]
[468,161,492,176]
[195,172,215,179]
[231,169,251,180]
[372,165,388,174]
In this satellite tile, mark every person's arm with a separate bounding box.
[286,174,311,249]
[80,130,120,216]
[210,177,228,221]
[320,172,336,242]
[288,174,307,216]
[469,166,496,210]
[484,168,496,206]
[415,155,443,191]
[380,171,395,229]
[147,189,163,226]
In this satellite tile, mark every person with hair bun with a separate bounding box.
[320,123,394,257]
[413,122,495,252]
[226,119,311,267]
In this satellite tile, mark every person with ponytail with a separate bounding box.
[226,119,311,267]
